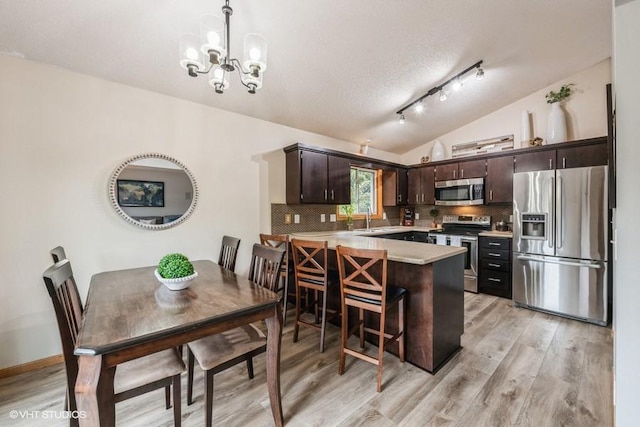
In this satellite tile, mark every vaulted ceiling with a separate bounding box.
[0,0,611,154]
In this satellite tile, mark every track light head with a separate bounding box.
[439,90,447,102]
[475,66,484,80]
[398,113,406,124]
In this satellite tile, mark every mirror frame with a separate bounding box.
[108,153,199,230]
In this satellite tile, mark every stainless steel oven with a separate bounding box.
[434,178,484,206]
[428,215,491,293]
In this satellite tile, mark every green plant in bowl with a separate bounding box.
[429,209,439,227]
[157,253,195,278]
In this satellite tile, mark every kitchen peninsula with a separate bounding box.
[289,229,466,373]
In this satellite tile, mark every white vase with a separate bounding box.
[521,110,532,147]
[546,103,567,144]
[431,140,445,161]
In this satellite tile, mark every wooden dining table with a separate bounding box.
[73,260,284,426]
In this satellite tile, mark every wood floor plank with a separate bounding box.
[0,294,613,427]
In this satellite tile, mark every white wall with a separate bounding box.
[0,55,401,368]
[613,1,640,424]
[400,59,611,165]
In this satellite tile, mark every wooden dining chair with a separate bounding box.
[335,245,407,392]
[259,233,292,323]
[187,243,285,427]
[42,259,186,427]
[218,235,241,272]
[290,238,340,352]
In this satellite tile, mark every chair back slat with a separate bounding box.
[49,246,84,313]
[218,235,241,272]
[248,243,285,293]
[291,239,328,286]
[259,234,289,277]
[50,246,67,263]
[336,246,388,304]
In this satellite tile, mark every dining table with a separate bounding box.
[73,260,284,426]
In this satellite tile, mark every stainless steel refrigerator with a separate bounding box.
[512,165,608,325]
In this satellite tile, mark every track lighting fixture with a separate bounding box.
[396,60,484,124]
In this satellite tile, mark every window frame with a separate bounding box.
[337,167,383,220]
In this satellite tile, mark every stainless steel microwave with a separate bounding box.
[434,178,484,206]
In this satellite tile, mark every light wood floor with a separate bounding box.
[0,293,613,426]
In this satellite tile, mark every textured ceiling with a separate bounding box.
[0,0,611,154]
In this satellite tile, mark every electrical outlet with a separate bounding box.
[383,212,387,220]
[294,214,300,224]
[415,213,420,220]
[330,214,337,222]
[284,214,291,225]
[320,214,326,222]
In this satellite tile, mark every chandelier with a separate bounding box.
[179,0,267,94]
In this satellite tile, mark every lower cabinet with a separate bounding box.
[478,236,512,299]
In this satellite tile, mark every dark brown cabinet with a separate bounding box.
[478,236,512,299]
[382,168,408,206]
[485,156,514,204]
[514,150,555,173]
[434,159,486,181]
[514,139,607,173]
[286,149,351,204]
[408,166,434,205]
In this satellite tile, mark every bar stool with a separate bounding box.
[290,238,340,352]
[335,245,407,392]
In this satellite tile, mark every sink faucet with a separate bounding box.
[366,206,371,230]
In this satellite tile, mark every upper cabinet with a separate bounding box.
[408,166,434,205]
[485,156,514,204]
[434,159,486,181]
[285,148,351,204]
[514,137,607,173]
[382,168,408,206]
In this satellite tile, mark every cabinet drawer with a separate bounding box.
[480,237,511,250]
[480,248,511,262]
[479,270,512,299]
[481,259,510,272]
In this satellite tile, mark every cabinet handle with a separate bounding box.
[562,157,566,169]
[488,253,501,257]
[398,194,402,202]
[416,194,419,203]
[460,169,464,179]
[331,189,334,200]
[324,189,328,200]
[488,242,501,246]
[490,190,493,201]
[421,194,425,203]
[453,170,456,179]
[488,278,502,283]
[488,263,501,268]
[549,158,553,169]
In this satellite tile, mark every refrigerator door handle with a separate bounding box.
[516,255,602,269]
[557,176,563,249]
[549,177,555,249]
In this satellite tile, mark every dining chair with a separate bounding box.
[186,243,285,427]
[218,235,241,272]
[259,234,292,323]
[42,258,185,427]
[335,245,407,392]
[290,238,340,352]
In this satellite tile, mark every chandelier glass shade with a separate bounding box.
[179,0,267,94]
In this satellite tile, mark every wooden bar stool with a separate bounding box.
[335,245,407,392]
[291,238,340,352]
[259,233,292,323]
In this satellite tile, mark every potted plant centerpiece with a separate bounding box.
[545,83,574,144]
[154,253,198,291]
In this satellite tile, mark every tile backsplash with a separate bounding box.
[271,203,513,234]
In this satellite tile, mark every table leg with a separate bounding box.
[264,304,284,427]
[76,355,116,427]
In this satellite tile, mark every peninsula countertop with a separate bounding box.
[289,227,466,265]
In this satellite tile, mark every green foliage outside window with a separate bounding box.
[339,167,377,217]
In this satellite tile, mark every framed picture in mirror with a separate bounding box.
[117,179,165,207]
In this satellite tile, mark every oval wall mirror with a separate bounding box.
[108,153,198,230]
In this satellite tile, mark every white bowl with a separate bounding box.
[154,269,198,291]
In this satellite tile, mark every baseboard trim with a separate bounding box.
[0,354,64,379]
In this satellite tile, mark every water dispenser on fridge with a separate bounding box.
[520,213,547,240]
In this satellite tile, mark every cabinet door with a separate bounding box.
[421,166,435,205]
[514,151,556,173]
[557,143,607,169]
[300,151,328,203]
[382,169,408,206]
[407,168,422,205]
[434,163,458,181]
[486,156,513,203]
[397,168,408,205]
[459,159,486,179]
[328,155,351,204]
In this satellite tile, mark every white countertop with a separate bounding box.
[289,227,466,265]
[478,230,513,238]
